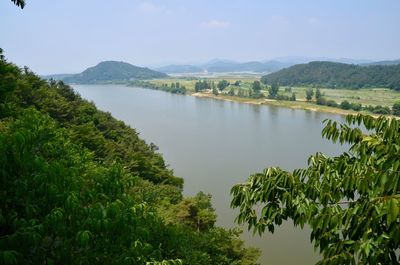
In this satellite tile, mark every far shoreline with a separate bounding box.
[190,91,396,118]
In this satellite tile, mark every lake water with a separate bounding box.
[73,84,346,265]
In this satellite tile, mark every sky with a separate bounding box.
[1,0,400,74]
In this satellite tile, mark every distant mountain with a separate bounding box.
[155,64,203,74]
[154,57,379,75]
[203,60,293,73]
[41,73,75,80]
[362,59,400,66]
[63,61,167,84]
[261,61,400,90]
[156,60,293,74]
[206,58,238,65]
[271,56,373,65]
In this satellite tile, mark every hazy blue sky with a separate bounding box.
[1,0,399,74]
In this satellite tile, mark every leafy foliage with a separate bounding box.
[0,51,259,265]
[392,102,400,116]
[261,61,400,90]
[306,88,314,101]
[231,114,400,264]
[217,80,230,91]
[10,0,25,8]
[267,83,278,98]
[315,88,322,100]
[194,80,210,92]
[159,192,217,232]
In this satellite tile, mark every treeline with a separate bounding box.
[306,88,400,115]
[0,50,259,265]
[129,80,187,94]
[261,61,400,90]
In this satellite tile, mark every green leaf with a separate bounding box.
[388,198,399,225]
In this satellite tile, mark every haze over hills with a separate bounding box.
[261,61,400,90]
[45,58,400,84]
[361,59,400,66]
[270,56,374,65]
[154,57,399,75]
[62,61,168,84]
[155,59,293,74]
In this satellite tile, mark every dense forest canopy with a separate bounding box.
[63,61,168,84]
[0,49,259,265]
[261,61,400,90]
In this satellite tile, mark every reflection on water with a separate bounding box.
[73,85,346,265]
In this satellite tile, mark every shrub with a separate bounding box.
[393,102,400,116]
[316,97,327,106]
[340,100,352,110]
[351,103,362,111]
[372,105,391,115]
[326,100,338,107]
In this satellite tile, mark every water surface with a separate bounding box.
[73,84,346,265]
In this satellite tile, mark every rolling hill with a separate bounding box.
[63,61,168,84]
[362,59,400,66]
[261,61,400,90]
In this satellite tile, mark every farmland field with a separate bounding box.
[146,75,400,115]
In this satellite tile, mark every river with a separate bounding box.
[73,84,346,265]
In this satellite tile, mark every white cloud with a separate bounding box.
[200,20,230,29]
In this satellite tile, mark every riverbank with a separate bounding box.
[191,91,400,119]
[191,91,363,116]
[147,77,400,117]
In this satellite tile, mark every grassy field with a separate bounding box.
[147,75,400,115]
[148,74,260,92]
[281,87,400,107]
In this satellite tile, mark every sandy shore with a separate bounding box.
[190,92,394,118]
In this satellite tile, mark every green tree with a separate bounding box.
[231,114,400,265]
[228,87,235,96]
[392,102,400,116]
[161,192,217,232]
[315,88,322,100]
[0,52,259,265]
[217,80,229,91]
[268,82,279,98]
[237,89,245,98]
[372,105,391,115]
[340,100,352,110]
[212,87,219,96]
[211,81,216,90]
[305,88,314,101]
[195,80,209,92]
[252,81,262,92]
[290,92,296,101]
[234,80,241,86]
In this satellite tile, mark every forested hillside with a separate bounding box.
[261,61,400,90]
[0,50,259,265]
[63,61,168,84]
